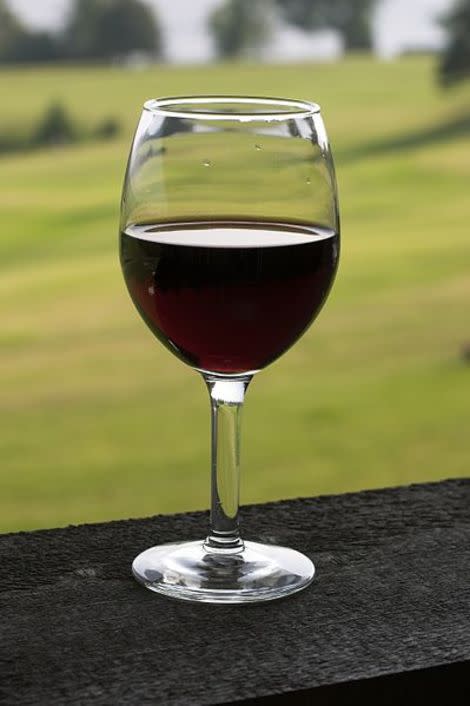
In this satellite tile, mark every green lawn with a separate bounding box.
[0,56,469,532]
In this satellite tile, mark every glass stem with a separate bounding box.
[203,375,252,553]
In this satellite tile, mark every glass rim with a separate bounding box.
[143,95,321,121]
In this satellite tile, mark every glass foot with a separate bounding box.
[132,539,315,604]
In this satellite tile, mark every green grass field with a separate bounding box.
[1,56,469,533]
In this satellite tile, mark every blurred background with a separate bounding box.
[1,0,469,532]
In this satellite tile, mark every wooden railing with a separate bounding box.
[1,478,468,704]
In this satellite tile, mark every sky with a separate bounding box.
[7,0,453,62]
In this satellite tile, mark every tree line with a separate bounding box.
[0,0,162,63]
[0,0,469,86]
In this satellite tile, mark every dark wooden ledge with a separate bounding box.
[1,479,469,705]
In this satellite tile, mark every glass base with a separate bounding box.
[132,539,315,604]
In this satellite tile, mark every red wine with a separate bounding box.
[120,219,339,374]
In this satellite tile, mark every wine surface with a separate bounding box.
[120,220,339,374]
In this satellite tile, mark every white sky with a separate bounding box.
[7,0,452,62]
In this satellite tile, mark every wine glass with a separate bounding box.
[120,96,340,603]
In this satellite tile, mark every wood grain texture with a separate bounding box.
[0,479,469,705]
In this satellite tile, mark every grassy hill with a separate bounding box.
[0,56,469,532]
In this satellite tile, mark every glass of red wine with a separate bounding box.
[120,96,340,603]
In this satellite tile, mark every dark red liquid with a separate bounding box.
[120,220,339,374]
